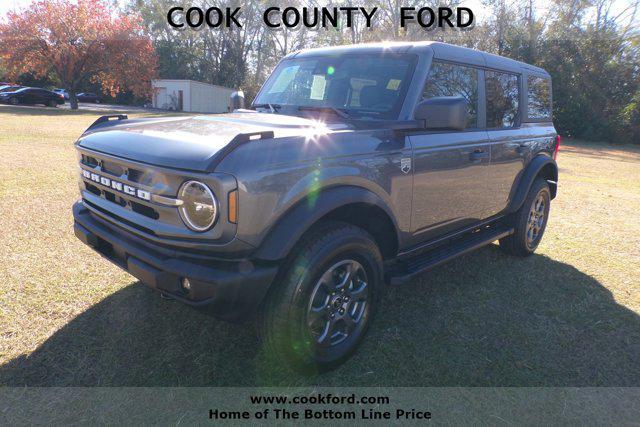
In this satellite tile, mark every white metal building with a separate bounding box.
[151,79,236,113]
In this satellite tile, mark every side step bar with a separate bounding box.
[388,224,514,286]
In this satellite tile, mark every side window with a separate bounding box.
[527,75,551,119]
[422,61,478,128]
[485,71,519,128]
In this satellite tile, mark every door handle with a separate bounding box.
[469,149,489,162]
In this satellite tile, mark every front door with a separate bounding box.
[22,89,38,104]
[409,131,491,240]
[409,60,491,242]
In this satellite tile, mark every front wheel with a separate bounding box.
[258,221,383,369]
[500,177,551,256]
[9,97,19,105]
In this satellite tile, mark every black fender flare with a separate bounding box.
[507,155,558,213]
[252,186,399,261]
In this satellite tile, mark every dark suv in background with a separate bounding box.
[72,42,559,368]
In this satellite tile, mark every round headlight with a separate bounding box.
[178,181,217,232]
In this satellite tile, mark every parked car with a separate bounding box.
[53,88,69,100]
[0,87,65,107]
[72,42,559,368]
[77,92,100,103]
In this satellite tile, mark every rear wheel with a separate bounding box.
[47,100,57,107]
[9,97,18,105]
[258,221,383,369]
[500,178,551,256]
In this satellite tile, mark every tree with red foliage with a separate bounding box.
[0,0,157,109]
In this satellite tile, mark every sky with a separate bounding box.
[0,0,638,28]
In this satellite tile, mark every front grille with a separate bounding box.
[82,154,100,167]
[101,159,126,177]
[80,154,160,220]
[81,154,143,183]
[85,182,101,197]
[83,180,158,219]
[131,201,159,219]
[103,189,127,207]
[127,168,145,183]
[83,198,157,236]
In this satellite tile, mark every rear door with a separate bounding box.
[34,89,49,104]
[40,90,53,104]
[483,69,529,216]
[409,60,491,241]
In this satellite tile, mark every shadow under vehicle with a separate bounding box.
[1,249,639,386]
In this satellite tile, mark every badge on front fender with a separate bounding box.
[400,157,412,174]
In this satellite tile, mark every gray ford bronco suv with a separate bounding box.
[73,42,559,368]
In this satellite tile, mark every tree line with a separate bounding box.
[132,0,639,144]
[1,0,638,143]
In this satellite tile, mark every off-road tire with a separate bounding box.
[258,221,383,370]
[500,177,551,256]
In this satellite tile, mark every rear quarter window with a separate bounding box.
[527,76,552,119]
[485,71,520,128]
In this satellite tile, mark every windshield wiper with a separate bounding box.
[297,106,352,119]
[252,103,281,113]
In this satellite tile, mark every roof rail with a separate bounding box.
[207,130,275,171]
[86,114,128,131]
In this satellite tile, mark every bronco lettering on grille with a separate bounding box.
[82,169,151,201]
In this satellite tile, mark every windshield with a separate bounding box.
[254,54,417,119]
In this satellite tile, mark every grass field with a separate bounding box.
[0,105,638,386]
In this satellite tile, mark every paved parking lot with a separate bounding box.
[0,102,152,113]
[59,102,151,112]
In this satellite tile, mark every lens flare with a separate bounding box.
[301,120,330,143]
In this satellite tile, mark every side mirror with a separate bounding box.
[230,90,245,111]
[414,97,468,131]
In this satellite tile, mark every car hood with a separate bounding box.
[76,112,349,172]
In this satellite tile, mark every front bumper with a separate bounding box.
[73,201,278,321]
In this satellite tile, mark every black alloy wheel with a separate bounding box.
[258,221,383,369]
[500,177,551,256]
[306,259,370,348]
